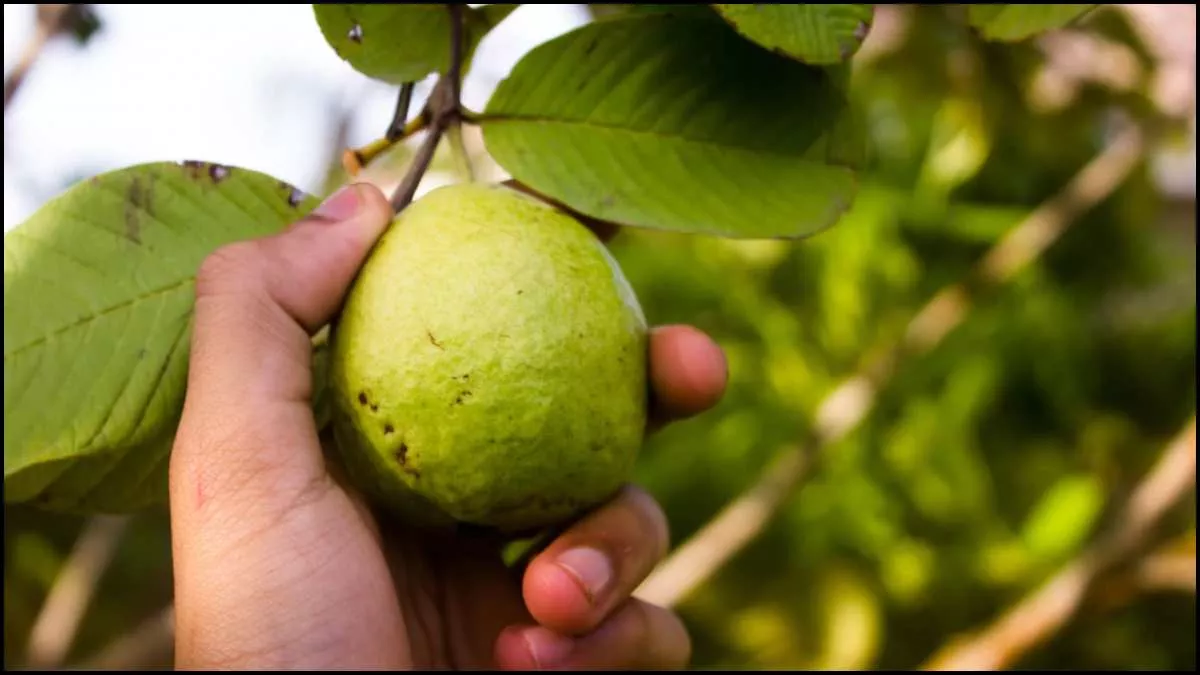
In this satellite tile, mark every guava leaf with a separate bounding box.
[712,4,874,65]
[480,12,860,240]
[313,3,518,85]
[4,161,320,513]
[1020,473,1105,562]
[967,4,1099,42]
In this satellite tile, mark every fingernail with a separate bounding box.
[523,627,574,669]
[312,184,362,221]
[556,547,613,605]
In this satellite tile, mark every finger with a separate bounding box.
[171,182,393,514]
[647,324,728,431]
[168,184,406,668]
[521,485,670,636]
[494,599,691,670]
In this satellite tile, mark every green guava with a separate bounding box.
[327,182,649,534]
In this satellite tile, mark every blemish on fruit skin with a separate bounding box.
[396,443,420,477]
[383,424,394,435]
[427,330,445,350]
[208,164,230,182]
[370,403,379,412]
[348,24,363,43]
[358,391,369,406]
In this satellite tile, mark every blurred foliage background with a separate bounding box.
[3,3,1196,670]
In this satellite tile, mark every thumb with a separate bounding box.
[184,182,393,416]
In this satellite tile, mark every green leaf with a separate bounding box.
[1020,473,1105,562]
[313,3,518,85]
[713,4,874,65]
[967,4,1099,42]
[480,13,860,240]
[4,161,320,513]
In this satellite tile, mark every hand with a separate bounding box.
[168,183,728,670]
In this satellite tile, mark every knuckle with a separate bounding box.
[632,601,691,669]
[195,240,267,298]
[620,484,671,562]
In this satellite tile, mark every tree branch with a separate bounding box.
[79,605,176,670]
[4,4,98,113]
[386,82,416,141]
[922,417,1197,671]
[4,5,67,112]
[26,515,131,668]
[634,124,1148,609]
[388,4,466,213]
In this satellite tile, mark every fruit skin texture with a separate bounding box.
[328,182,648,534]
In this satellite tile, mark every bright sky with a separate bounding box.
[2,3,590,232]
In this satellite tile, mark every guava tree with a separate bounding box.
[3,0,1097,517]
[16,3,1183,669]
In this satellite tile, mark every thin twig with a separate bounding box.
[4,4,69,112]
[80,605,176,670]
[26,515,131,668]
[386,82,416,141]
[922,417,1197,671]
[634,125,1148,609]
[388,4,466,212]
[445,123,476,182]
[388,118,448,211]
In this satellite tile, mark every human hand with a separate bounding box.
[168,182,728,670]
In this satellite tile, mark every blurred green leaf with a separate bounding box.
[1020,473,1106,563]
[482,12,860,239]
[713,4,874,64]
[967,4,1100,42]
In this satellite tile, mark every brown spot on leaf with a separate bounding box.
[288,187,306,207]
[180,160,206,180]
[125,176,153,244]
[278,180,308,208]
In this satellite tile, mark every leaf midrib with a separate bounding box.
[481,114,829,160]
[4,277,193,359]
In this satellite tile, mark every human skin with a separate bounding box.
[168,183,729,670]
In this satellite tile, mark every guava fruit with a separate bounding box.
[327,182,648,535]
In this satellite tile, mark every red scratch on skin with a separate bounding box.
[195,472,205,509]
